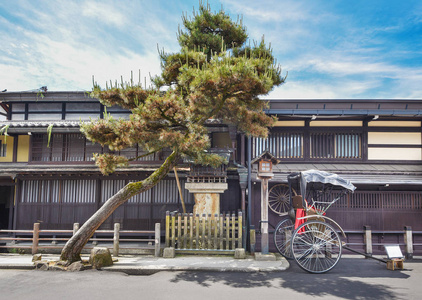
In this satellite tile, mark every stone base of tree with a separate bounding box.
[89,247,113,269]
[34,259,88,271]
[32,254,42,262]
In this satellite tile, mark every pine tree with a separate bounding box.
[60,3,285,264]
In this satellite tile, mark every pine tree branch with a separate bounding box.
[127,148,163,161]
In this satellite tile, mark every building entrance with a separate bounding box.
[0,186,12,229]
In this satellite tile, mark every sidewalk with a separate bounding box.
[0,253,289,275]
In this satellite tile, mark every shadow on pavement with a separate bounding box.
[170,258,410,300]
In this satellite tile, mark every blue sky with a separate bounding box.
[1,0,421,99]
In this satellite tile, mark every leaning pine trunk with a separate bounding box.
[60,151,179,264]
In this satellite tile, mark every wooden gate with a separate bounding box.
[165,211,243,253]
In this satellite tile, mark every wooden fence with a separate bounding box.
[0,222,161,257]
[165,211,243,253]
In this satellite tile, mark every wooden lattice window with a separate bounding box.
[310,132,361,159]
[253,132,303,159]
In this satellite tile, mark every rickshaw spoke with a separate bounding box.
[273,218,294,259]
[286,170,354,273]
[268,184,296,215]
[291,221,342,273]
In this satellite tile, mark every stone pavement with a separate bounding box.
[0,253,289,275]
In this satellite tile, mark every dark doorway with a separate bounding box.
[0,186,12,229]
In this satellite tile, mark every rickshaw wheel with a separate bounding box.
[273,217,294,259]
[291,220,342,273]
[268,184,297,216]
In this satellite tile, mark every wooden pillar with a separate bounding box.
[250,225,256,254]
[260,178,269,254]
[364,225,372,257]
[155,223,161,257]
[404,226,413,259]
[32,223,40,255]
[113,223,120,257]
[165,211,170,247]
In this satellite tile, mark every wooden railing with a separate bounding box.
[165,211,243,253]
[0,223,161,257]
[339,226,420,259]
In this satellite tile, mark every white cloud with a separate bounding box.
[0,0,174,91]
[223,0,321,23]
[265,79,381,99]
[82,1,126,28]
[306,58,398,76]
[2,31,162,91]
[1,0,421,100]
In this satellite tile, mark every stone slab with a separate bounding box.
[254,252,277,261]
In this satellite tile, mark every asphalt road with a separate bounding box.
[0,257,421,300]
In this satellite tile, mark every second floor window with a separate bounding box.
[253,130,362,161]
[31,133,158,162]
[253,132,303,159]
[310,132,361,159]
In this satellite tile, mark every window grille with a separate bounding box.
[310,132,361,159]
[31,133,158,162]
[253,132,303,159]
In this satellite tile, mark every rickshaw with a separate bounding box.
[273,170,356,273]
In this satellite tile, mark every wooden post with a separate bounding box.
[173,168,186,213]
[238,212,243,248]
[195,214,200,249]
[213,214,218,250]
[177,213,182,249]
[260,178,269,254]
[165,211,170,247]
[250,225,256,254]
[189,213,193,249]
[404,226,413,259]
[219,214,224,250]
[231,213,236,250]
[364,225,372,257]
[201,214,206,248]
[225,214,230,250]
[183,213,188,249]
[73,223,79,235]
[32,223,40,255]
[113,223,120,257]
[155,223,161,257]
[207,214,212,249]
[171,212,176,248]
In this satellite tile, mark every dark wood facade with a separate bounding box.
[1,93,422,239]
[0,91,242,231]
[248,99,422,251]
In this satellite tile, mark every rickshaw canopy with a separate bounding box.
[288,169,356,198]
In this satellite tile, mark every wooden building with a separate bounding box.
[1,92,422,242]
[249,99,422,237]
[0,91,241,231]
